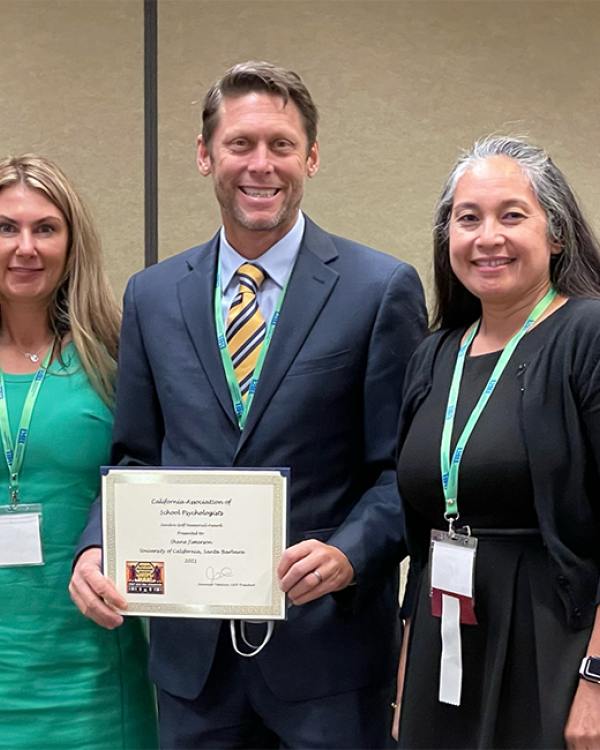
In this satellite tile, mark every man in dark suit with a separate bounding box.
[70,61,426,749]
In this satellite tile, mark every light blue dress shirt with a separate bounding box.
[219,212,305,327]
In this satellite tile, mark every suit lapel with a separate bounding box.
[236,219,339,453]
[177,235,239,429]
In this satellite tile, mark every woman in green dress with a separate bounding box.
[0,155,158,750]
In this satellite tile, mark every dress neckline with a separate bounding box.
[1,341,76,382]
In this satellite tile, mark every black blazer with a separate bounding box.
[398,298,600,630]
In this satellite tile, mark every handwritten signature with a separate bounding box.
[205,566,234,584]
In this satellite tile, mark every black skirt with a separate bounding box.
[398,531,590,750]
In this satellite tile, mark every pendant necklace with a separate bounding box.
[10,341,52,363]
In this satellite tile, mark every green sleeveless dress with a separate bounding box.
[0,344,158,750]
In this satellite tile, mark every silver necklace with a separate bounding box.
[11,341,51,363]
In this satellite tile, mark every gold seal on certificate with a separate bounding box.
[102,467,289,619]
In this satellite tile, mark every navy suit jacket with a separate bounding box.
[79,216,426,701]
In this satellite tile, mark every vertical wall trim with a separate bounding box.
[144,0,158,267]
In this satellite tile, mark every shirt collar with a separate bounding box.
[219,212,305,292]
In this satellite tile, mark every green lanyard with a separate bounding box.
[440,288,557,523]
[0,345,53,507]
[214,267,290,430]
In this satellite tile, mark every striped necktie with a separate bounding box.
[226,263,267,401]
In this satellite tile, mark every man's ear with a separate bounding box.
[306,140,320,178]
[197,135,212,176]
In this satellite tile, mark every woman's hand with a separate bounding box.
[565,679,600,749]
[566,608,600,749]
[392,619,411,741]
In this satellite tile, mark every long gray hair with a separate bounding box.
[432,136,600,330]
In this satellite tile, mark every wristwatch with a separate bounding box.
[579,655,600,683]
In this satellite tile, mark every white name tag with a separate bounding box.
[429,529,478,706]
[0,504,44,566]
[431,535,475,598]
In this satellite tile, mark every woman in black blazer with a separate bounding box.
[394,136,600,749]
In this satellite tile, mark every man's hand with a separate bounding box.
[277,540,355,605]
[565,678,600,749]
[69,547,127,629]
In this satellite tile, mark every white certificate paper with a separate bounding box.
[102,467,289,619]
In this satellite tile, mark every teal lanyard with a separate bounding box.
[440,288,557,522]
[0,345,53,507]
[214,267,289,430]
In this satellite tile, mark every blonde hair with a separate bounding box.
[0,155,121,404]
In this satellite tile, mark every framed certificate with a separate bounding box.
[102,467,289,619]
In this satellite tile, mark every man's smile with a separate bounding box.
[239,187,280,197]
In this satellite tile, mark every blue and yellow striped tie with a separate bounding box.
[226,263,267,401]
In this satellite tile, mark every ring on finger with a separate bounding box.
[312,569,323,584]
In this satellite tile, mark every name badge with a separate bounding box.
[429,529,478,706]
[0,504,44,566]
[429,529,477,624]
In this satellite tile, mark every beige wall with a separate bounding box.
[1,0,599,304]
[158,0,600,302]
[0,0,143,299]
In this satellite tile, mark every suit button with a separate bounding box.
[557,576,567,587]
[573,607,582,618]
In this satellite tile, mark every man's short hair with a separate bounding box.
[202,61,319,153]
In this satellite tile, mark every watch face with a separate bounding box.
[584,657,600,681]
